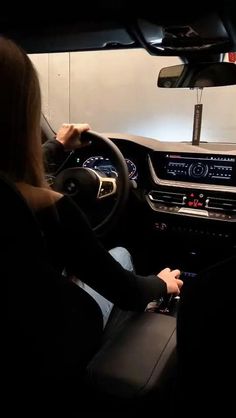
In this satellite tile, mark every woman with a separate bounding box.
[2,36,182,374]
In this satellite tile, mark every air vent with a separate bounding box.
[206,196,236,212]
[148,190,186,205]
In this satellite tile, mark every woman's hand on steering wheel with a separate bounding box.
[56,123,91,150]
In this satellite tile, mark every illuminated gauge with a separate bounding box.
[83,156,137,179]
[83,156,117,177]
[125,158,137,180]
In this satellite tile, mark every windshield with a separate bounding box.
[30,48,236,144]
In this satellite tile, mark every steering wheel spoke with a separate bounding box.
[96,174,117,199]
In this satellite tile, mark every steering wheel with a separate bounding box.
[52,131,130,235]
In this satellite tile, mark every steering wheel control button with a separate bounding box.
[98,180,116,198]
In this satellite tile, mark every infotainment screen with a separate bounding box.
[153,152,236,186]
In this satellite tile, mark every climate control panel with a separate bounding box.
[147,188,236,221]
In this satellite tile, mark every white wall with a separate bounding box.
[30,49,236,143]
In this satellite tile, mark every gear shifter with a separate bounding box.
[146,294,180,316]
[158,294,179,315]
[159,294,173,313]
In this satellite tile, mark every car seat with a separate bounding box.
[2,174,177,414]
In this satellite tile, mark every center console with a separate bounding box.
[144,150,236,278]
[147,151,236,224]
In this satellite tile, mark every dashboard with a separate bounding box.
[56,133,236,271]
[103,135,235,274]
[63,133,236,226]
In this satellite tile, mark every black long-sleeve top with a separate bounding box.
[43,138,69,173]
[37,195,167,312]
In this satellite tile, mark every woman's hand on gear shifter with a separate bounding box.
[157,267,183,295]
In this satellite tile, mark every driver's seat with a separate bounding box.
[3,175,104,407]
[3,175,177,414]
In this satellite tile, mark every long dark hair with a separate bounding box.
[0,37,44,186]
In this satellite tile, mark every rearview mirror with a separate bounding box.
[157,62,236,88]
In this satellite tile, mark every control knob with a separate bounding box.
[188,162,208,178]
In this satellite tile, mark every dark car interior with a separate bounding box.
[3,1,236,415]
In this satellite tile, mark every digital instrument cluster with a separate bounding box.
[82,155,138,179]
